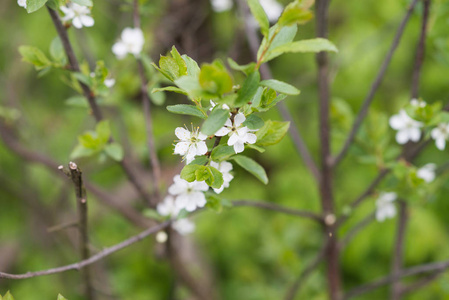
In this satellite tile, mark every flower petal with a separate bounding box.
[214,127,230,137]
[175,127,191,140]
[234,113,246,127]
[233,141,245,153]
[196,141,208,156]
[174,142,189,155]
[245,133,257,144]
[227,133,239,146]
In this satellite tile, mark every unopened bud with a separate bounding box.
[324,214,336,226]
[69,161,77,170]
[156,231,168,243]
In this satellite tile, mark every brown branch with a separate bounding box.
[333,0,420,166]
[342,259,449,299]
[0,221,171,280]
[284,240,329,300]
[232,200,323,222]
[235,0,321,183]
[133,0,162,204]
[47,6,154,207]
[391,201,408,300]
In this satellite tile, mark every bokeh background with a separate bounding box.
[1,0,449,299]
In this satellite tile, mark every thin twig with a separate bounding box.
[232,200,323,222]
[133,0,162,205]
[235,0,321,183]
[399,271,445,296]
[0,221,171,279]
[333,0,420,166]
[342,259,449,299]
[284,240,329,300]
[391,200,407,300]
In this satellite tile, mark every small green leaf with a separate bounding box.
[182,55,201,77]
[258,24,297,62]
[104,143,124,161]
[180,164,202,182]
[3,291,14,300]
[256,120,290,146]
[235,71,260,107]
[19,46,52,70]
[260,79,300,95]
[170,46,188,77]
[78,132,98,149]
[242,114,264,130]
[167,105,207,119]
[148,85,166,105]
[72,0,93,6]
[201,108,229,136]
[195,165,212,182]
[227,58,256,75]
[73,73,93,87]
[65,96,89,108]
[231,155,268,184]
[57,294,68,300]
[199,60,233,96]
[49,37,66,64]
[155,53,186,82]
[269,38,338,58]
[277,0,313,27]
[70,144,96,159]
[174,75,202,98]
[142,208,164,220]
[188,156,209,165]
[211,145,235,161]
[26,0,48,13]
[207,166,224,189]
[152,86,188,96]
[206,194,223,212]
[246,144,265,153]
[250,87,264,108]
[96,120,111,144]
[247,0,270,36]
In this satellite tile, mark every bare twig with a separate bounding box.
[0,221,171,280]
[284,240,329,300]
[333,0,420,166]
[342,259,449,299]
[399,271,445,296]
[133,0,162,204]
[391,201,407,300]
[235,0,321,183]
[232,200,323,222]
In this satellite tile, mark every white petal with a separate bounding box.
[214,127,230,136]
[193,181,209,192]
[186,144,197,161]
[228,133,239,146]
[196,141,208,155]
[389,114,404,130]
[408,128,421,142]
[174,142,189,155]
[112,42,128,59]
[395,130,409,144]
[234,113,246,126]
[245,133,257,144]
[175,194,189,210]
[197,132,208,140]
[80,15,94,27]
[213,185,225,194]
[436,138,446,151]
[175,127,191,140]
[233,141,245,153]
[72,17,83,29]
[193,192,207,207]
[220,161,233,173]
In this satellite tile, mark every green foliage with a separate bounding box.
[211,145,235,161]
[56,294,68,300]
[260,79,300,95]
[201,108,229,136]
[277,0,314,27]
[72,0,93,6]
[166,104,207,119]
[199,60,233,97]
[231,155,268,184]
[242,114,264,130]
[268,38,338,57]
[235,71,260,106]
[256,120,290,146]
[2,291,14,300]
[19,46,52,71]
[180,164,224,189]
[247,0,270,36]
[26,0,48,13]
[152,46,188,82]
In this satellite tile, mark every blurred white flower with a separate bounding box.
[168,175,209,212]
[60,3,94,29]
[210,100,230,111]
[157,195,180,217]
[431,123,449,151]
[155,231,168,243]
[375,192,397,222]
[410,98,426,108]
[210,0,233,12]
[174,127,208,163]
[210,161,234,193]
[104,78,115,88]
[17,0,26,8]
[112,27,144,59]
[260,0,283,22]
[172,219,196,235]
[417,163,437,183]
[214,113,257,154]
[389,109,423,144]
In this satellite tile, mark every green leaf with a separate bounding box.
[269,38,338,58]
[195,166,212,182]
[242,114,264,130]
[57,294,68,300]
[199,60,233,96]
[3,291,14,300]
[201,108,229,136]
[247,0,270,36]
[180,164,202,182]
[235,71,260,107]
[73,72,93,87]
[26,0,48,13]
[174,75,202,98]
[277,0,313,27]
[49,37,66,64]
[152,86,188,96]
[70,144,96,159]
[250,87,264,108]
[170,46,188,77]
[182,55,201,77]
[104,143,124,161]
[78,132,98,149]
[211,145,235,161]
[260,79,300,95]
[246,144,265,153]
[207,166,224,189]
[167,105,207,119]
[205,193,224,212]
[148,85,166,105]
[258,24,297,62]
[154,51,187,82]
[227,58,256,75]
[96,120,111,144]
[256,120,290,146]
[188,156,209,165]
[231,155,268,184]
[72,0,93,6]
[65,96,89,108]
[142,208,164,221]
[19,46,52,70]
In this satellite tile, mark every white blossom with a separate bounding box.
[210,161,234,193]
[112,28,145,59]
[155,231,168,243]
[410,98,426,108]
[210,0,233,12]
[168,175,209,212]
[174,127,208,163]
[210,100,230,111]
[104,78,115,88]
[214,113,258,154]
[375,192,397,222]
[431,123,449,151]
[17,0,26,8]
[172,219,196,235]
[389,109,423,144]
[60,3,94,29]
[417,163,436,183]
[157,195,180,217]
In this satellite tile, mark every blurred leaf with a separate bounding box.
[49,37,66,64]
[227,58,256,75]
[26,0,48,13]
[104,143,124,161]
[70,144,96,159]
[211,145,235,161]
[231,155,268,184]
[142,208,164,220]
[148,85,166,105]
[247,0,270,36]
[199,60,233,96]
[73,72,93,87]
[56,294,68,300]
[235,71,260,107]
[201,108,229,136]
[277,0,313,27]
[269,38,338,58]
[167,104,207,119]
[96,120,111,144]
[72,0,92,5]
[65,96,89,108]
[256,120,290,146]
[260,79,300,95]
[19,46,52,70]
[242,114,264,130]
[152,86,188,96]
[206,193,223,212]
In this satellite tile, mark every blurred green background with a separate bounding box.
[1,0,449,299]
